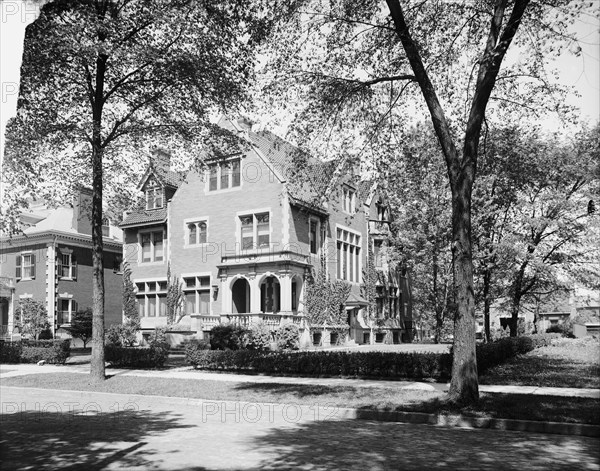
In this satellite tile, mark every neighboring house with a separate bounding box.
[0,189,123,340]
[120,116,412,346]
[481,288,600,336]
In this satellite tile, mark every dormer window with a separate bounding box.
[343,187,356,214]
[146,187,163,210]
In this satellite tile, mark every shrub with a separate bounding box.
[275,323,300,351]
[186,349,453,379]
[20,339,70,364]
[210,324,247,350]
[105,345,167,368]
[105,324,138,347]
[16,299,49,339]
[105,328,169,369]
[0,342,23,363]
[246,322,272,352]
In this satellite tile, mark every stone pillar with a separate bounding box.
[249,276,261,313]
[280,274,292,312]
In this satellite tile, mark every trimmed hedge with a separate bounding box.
[185,334,561,379]
[186,349,453,379]
[0,340,70,364]
[105,345,168,368]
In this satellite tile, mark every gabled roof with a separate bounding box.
[120,207,167,228]
[138,164,185,191]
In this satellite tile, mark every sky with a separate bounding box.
[0,1,599,173]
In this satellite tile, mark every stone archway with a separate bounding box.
[231,278,250,314]
[260,275,280,313]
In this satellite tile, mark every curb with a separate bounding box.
[2,385,598,438]
[348,408,600,438]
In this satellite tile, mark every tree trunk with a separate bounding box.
[89,129,106,382]
[509,295,521,337]
[483,269,492,342]
[89,46,108,382]
[447,177,478,404]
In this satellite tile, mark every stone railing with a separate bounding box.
[223,312,305,330]
[197,315,221,330]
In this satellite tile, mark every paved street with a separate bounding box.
[1,386,599,471]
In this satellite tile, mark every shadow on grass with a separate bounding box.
[232,383,600,425]
[480,356,600,388]
[246,417,600,470]
[0,408,196,471]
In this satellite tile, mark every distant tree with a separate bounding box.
[17,299,49,340]
[122,263,140,331]
[67,308,93,348]
[166,264,184,325]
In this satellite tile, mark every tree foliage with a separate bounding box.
[4,0,278,381]
[166,264,184,325]
[122,262,140,330]
[17,299,49,340]
[67,308,94,348]
[257,0,590,404]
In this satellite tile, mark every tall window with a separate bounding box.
[57,298,78,324]
[183,276,210,315]
[187,221,207,245]
[309,219,318,254]
[373,240,383,268]
[141,230,164,263]
[376,203,388,221]
[343,187,356,214]
[239,212,270,249]
[102,218,110,237]
[58,251,77,279]
[336,228,361,282]
[208,158,241,191]
[146,186,163,209]
[16,253,36,280]
[136,280,168,317]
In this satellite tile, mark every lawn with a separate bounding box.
[480,337,600,388]
[2,372,599,425]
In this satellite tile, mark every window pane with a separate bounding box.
[199,222,207,243]
[221,162,230,189]
[158,281,168,291]
[148,296,157,317]
[188,223,197,245]
[154,190,163,208]
[185,292,196,314]
[241,225,254,249]
[199,291,210,314]
[232,159,240,187]
[136,283,145,292]
[337,242,341,279]
[199,276,210,287]
[349,246,355,282]
[309,222,317,254]
[147,282,156,292]
[137,296,146,317]
[209,165,218,191]
[185,277,196,288]
[142,234,151,262]
[257,213,269,248]
[158,294,167,317]
[154,232,164,261]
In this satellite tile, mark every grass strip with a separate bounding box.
[2,372,598,425]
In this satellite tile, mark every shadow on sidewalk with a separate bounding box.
[246,417,600,470]
[0,408,194,470]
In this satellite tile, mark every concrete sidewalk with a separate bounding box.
[2,386,599,470]
[2,362,599,398]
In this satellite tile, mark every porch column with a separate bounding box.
[280,274,292,312]
[249,276,261,313]
[221,277,232,315]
